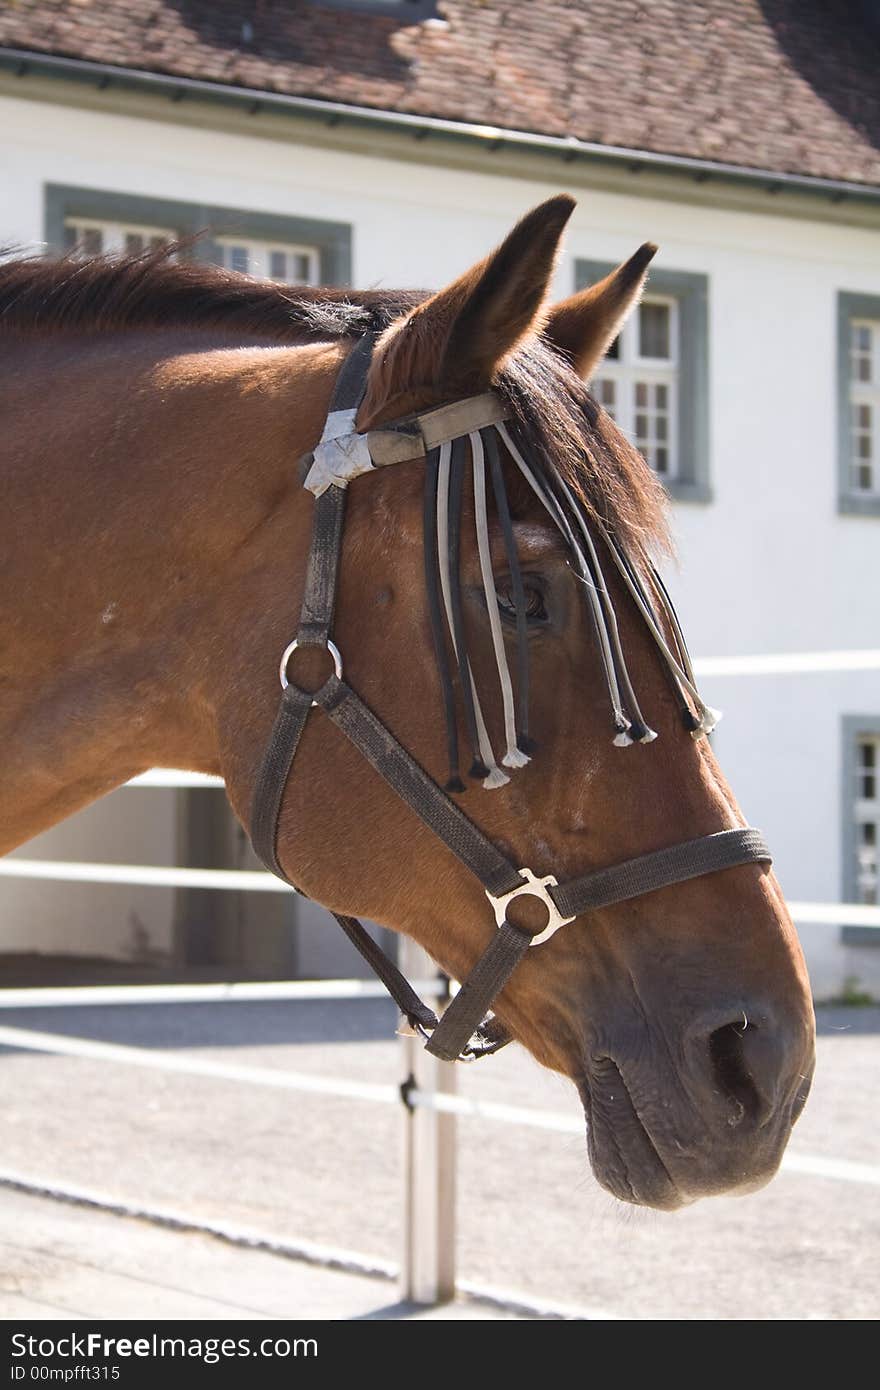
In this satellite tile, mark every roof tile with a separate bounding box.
[0,1,877,186]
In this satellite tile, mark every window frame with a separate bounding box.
[838,292,880,516]
[46,185,352,286]
[841,714,880,946]
[575,259,711,503]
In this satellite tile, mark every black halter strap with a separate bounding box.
[249,335,773,1063]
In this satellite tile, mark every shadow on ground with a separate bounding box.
[0,996,401,1052]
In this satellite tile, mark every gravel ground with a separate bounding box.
[0,1000,877,1321]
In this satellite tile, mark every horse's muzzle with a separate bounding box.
[579,1002,815,1210]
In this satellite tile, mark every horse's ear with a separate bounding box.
[543,243,658,380]
[380,195,575,397]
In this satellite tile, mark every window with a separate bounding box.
[215,238,319,286]
[593,297,679,478]
[575,261,710,503]
[848,319,879,497]
[46,186,352,286]
[853,736,879,905]
[65,218,320,285]
[838,293,880,516]
[64,219,175,258]
[842,717,880,944]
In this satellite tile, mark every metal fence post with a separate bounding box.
[398,937,457,1304]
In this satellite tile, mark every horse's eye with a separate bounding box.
[495,581,547,624]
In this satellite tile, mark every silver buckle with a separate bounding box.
[486,868,575,948]
[279,638,343,704]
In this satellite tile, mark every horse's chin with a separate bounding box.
[578,1068,690,1211]
[578,1062,785,1212]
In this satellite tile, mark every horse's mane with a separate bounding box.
[0,247,421,341]
[0,249,669,557]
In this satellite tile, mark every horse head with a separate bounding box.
[240,197,815,1209]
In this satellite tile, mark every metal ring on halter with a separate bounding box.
[485,868,576,948]
[279,638,343,704]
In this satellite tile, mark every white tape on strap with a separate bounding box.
[304,407,375,496]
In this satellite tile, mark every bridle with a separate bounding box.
[249,333,772,1063]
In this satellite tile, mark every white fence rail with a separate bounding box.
[691,648,880,677]
[0,860,291,892]
[1,860,877,927]
[0,978,444,1009]
[1,647,879,1305]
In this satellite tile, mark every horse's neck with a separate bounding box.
[0,332,336,853]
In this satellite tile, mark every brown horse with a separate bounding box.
[0,196,814,1210]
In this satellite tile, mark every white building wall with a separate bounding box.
[2,92,878,993]
[3,790,177,963]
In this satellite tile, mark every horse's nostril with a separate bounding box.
[707,1021,762,1128]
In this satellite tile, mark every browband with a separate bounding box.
[304,391,508,496]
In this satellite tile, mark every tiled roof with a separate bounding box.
[2,1,879,188]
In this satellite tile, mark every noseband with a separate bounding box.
[249,333,771,1062]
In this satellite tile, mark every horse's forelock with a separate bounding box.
[497,339,672,565]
